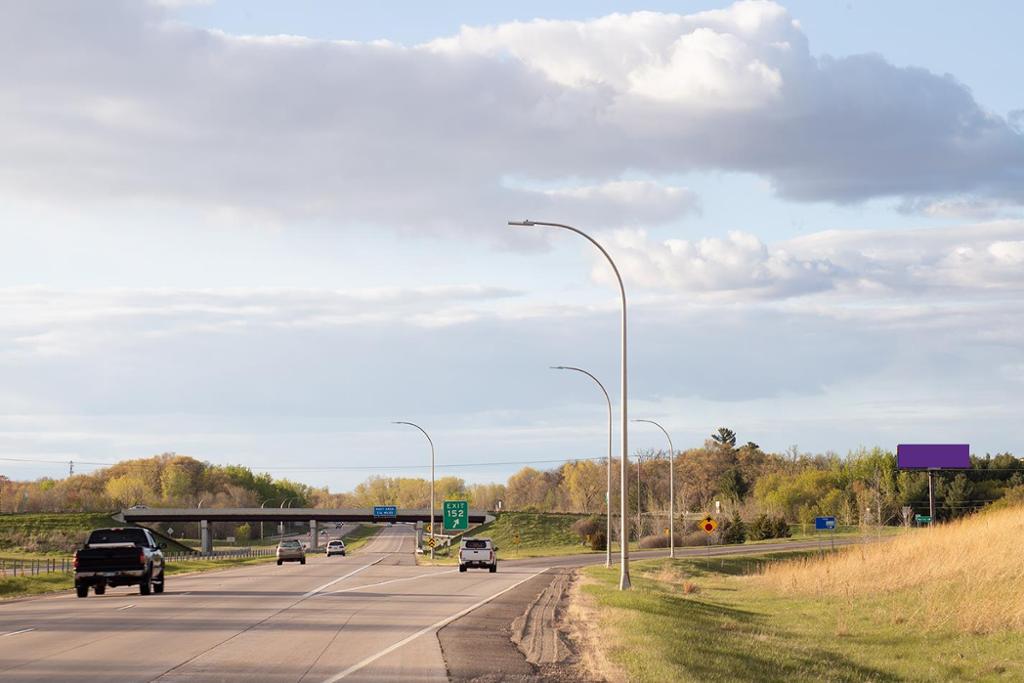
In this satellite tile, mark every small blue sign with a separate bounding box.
[815,516,836,531]
[373,505,397,518]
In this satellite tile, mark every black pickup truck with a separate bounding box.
[74,527,166,598]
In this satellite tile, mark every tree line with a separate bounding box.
[2,430,1021,530]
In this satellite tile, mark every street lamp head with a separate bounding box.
[549,365,567,370]
[507,219,535,227]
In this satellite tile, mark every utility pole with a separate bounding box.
[69,460,74,477]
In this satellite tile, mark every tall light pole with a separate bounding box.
[633,419,676,558]
[551,365,613,568]
[279,496,297,536]
[393,421,436,560]
[509,219,631,590]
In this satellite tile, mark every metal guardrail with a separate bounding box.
[0,547,276,577]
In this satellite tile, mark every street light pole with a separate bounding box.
[393,421,436,560]
[279,496,297,536]
[509,219,631,590]
[633,419,676,558]
[551,365,613,568]
[259,499,272,540]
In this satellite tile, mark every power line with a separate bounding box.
[0,454,612,473]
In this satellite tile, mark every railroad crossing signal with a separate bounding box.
[700,516,717,534]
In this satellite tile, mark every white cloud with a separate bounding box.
[606,220,1024,300]
[604,229,836,298]
[0,285,520,358]
[0,1,1021,242]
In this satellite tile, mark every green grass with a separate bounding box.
[465,512,595,557]
[340,524,383,553]
[0,553,278,599]
[0,512,193,554]
[580,553,1023,682]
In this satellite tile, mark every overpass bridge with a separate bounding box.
[117,507,494,553]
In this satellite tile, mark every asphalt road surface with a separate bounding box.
[0,526,857,682]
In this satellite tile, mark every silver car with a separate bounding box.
[276,539,306,565]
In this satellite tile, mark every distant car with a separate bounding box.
[127,505,149,510]
[335,522,342,529]
[459,537,497,573]
[325,540,346,557]
[276,539,306,565]
[319,529,328,536]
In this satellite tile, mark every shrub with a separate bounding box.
[638,534,670,549]
[680,530,710,547]
[721,512,746,544]
[749,514,792,540]
[748,514,772,541]
[571,515,602,543]
[770,516,792,539]
[589,529,607,551]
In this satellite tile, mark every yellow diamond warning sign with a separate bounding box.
[700,516,717,534]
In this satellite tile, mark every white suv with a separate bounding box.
[325,539,346,557]
[459,537,497,573]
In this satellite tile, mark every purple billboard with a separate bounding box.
[896,444,970,470]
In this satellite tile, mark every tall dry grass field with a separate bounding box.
[755,506,1024,633]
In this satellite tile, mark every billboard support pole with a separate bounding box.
[927,470,935,520]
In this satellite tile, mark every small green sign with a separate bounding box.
[915,514,932,524]
[443,500,468,530]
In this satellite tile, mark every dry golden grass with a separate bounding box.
[755,506,1024,633]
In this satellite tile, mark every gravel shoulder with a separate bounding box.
[438,567,592,682]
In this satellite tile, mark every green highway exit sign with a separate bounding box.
[443,500,468,530]
[915,514,932,524]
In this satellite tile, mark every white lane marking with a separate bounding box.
[301,558,383,599]
[322,568,550,682]
[1,628,35,637]
[116,604,135,611]
[326,569,455,595]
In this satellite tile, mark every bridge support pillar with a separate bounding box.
[309,519,318,549]
[415,520,423,548]
[200,519,212,554]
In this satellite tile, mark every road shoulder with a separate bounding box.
[437,567,592,682]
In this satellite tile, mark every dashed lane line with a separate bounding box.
[321,568,551,682]
[1,628,35,637]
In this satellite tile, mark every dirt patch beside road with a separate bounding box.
[438,568,597,682]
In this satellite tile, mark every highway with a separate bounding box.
[0,526,856,682]
[0,525,549,682]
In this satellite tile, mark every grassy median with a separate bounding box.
[0,553,279,600]
[578,507,1024,682]
[340,524,383,553]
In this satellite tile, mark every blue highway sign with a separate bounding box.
[815,516,836,530]
[373,505,397,518]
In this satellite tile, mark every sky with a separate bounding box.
[1,1,1022,491]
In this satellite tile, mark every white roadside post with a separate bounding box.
[393,421,436,560]
[509,219,631,590]
[551,365,613,568]
[633,419,676,558]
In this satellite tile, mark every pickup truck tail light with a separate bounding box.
[139,550,147,566]
[73,553,79,569]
